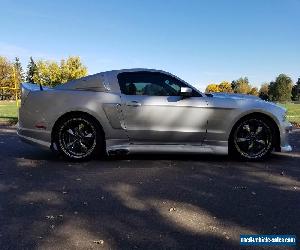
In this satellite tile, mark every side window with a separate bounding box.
[117,71,200,97]
[135,82,168,96]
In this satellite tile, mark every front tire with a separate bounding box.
[230,116,274,160]
[54,114,103,161]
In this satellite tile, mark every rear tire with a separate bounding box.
[54,114,103,161]
[229,116,274,161]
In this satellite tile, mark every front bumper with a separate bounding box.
[281,145,292,152]
[279,121,293,152]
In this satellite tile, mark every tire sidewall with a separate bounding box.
[54,114,103,161]
[230,116,274,161]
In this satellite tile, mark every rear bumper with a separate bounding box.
[17,125,51,148]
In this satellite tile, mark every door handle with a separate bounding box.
[126,101,141,107]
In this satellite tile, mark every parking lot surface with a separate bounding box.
[0,126,299,249]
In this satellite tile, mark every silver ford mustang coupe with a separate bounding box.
[18,68,292,161]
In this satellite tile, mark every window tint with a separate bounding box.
[117,71,200,97]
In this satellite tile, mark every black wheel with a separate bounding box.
[54,114,103,161]
[230,117,274,160]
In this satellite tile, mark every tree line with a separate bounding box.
[205,74,300,102]
[1,54,300,102]
[0,56,87,100]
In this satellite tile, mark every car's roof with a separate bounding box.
[56,68,202,95]
[100,68,171,76]
[71,68,174,84]
[56,68,172,91]
[107,68,166,72]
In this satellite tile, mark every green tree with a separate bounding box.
[248,87,258,96]
[33,60,61,86]
[231,77,251,94]
[14,57,24,83]
[0,56,14,100]
[268,74,293,102]
[60,56,87,83]
[292,78,300,101]
[218,81,233,93]
[259,83,270,100]
[33,56,87,87]
[205,83,220,93]
[26,57,37,83]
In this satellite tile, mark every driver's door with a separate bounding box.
[118,71,208,145]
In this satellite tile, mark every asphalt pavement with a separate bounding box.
[0,126,299,249]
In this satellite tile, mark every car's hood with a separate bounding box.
[207,92,286,112]
[208,92,260,100]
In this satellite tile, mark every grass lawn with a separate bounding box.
[0,100,299,126]
[279,102,300,125]
[0,101,19,125]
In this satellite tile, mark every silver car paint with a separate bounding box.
[17,68,292,155]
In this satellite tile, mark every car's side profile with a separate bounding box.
[18,68,292,161]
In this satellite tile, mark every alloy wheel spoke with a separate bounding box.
[236,137,249,143]
[248,141,254,150]
[243,124,251,133]
[256,139,266,145]
[67,129,75,136]
[79,141,88,152]
[66,140,76,149]
[78,123,86,135]
[255,126,263,135]
[84,133,93,138]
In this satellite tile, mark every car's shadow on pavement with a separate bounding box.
[0,126,299,249]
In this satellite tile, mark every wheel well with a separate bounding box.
[51,111,105,143]
[229,112,280,150]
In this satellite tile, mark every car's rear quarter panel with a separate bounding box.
[19,89,127,144]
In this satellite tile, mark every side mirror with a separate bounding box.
[180,87,192,98]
